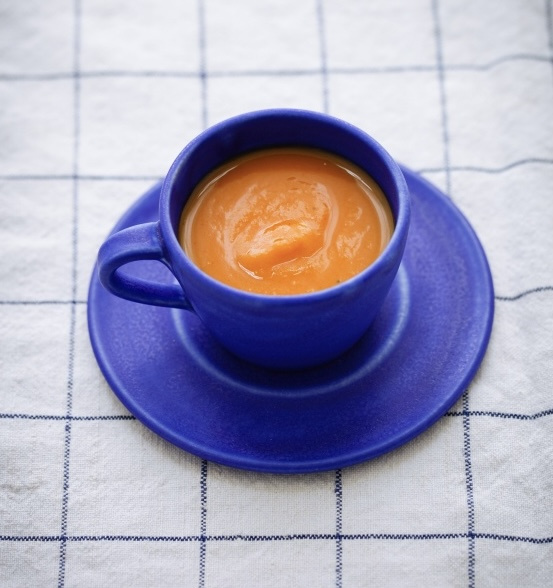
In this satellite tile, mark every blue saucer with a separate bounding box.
[87,167,494,473]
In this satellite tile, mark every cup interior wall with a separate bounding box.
[165,112,404,261]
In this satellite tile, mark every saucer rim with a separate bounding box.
[87,166,494,473]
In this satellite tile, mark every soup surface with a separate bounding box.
[179,147,394,295]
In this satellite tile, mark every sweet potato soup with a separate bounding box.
[178,147,394,295]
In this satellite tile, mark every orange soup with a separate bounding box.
[178,147,394,295]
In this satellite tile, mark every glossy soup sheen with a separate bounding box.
[178,147,394,295]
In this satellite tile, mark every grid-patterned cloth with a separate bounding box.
[1,1,552,586]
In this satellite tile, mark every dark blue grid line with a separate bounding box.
[446,408,553,421]
[0,299,87,305]
[547,0,553,84]
[0,53,551,82]
[0,68,323,82]
[205,53,551,75]
[0,71,196,81]
[2,532,552,544]
[1,158,552,184]
[331,54,553,74]
[198,459,208,588]
[461,391,476,588]
[431,0,451,198]
[431,9,473,581]
[316,0,329,114]
[197,0,208,130]
[334,469,343,588]
[0,413,135,421]
[496,286,553,301]
[58,1,81,585]
[1,407,552,423]
[1,281,553,308]
[418,157,553,175]
[0,174,162,181]
[315,4,341,586]
[197,4,209,588]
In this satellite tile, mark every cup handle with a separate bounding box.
[97,221,192,310]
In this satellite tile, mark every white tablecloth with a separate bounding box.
[1,1,552,586]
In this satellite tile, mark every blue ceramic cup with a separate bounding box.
[97,109,410,369]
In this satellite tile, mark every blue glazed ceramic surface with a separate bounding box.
[97,110,410,369]
[87,167,494,473]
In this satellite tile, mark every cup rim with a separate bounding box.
[159,108,410,303]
